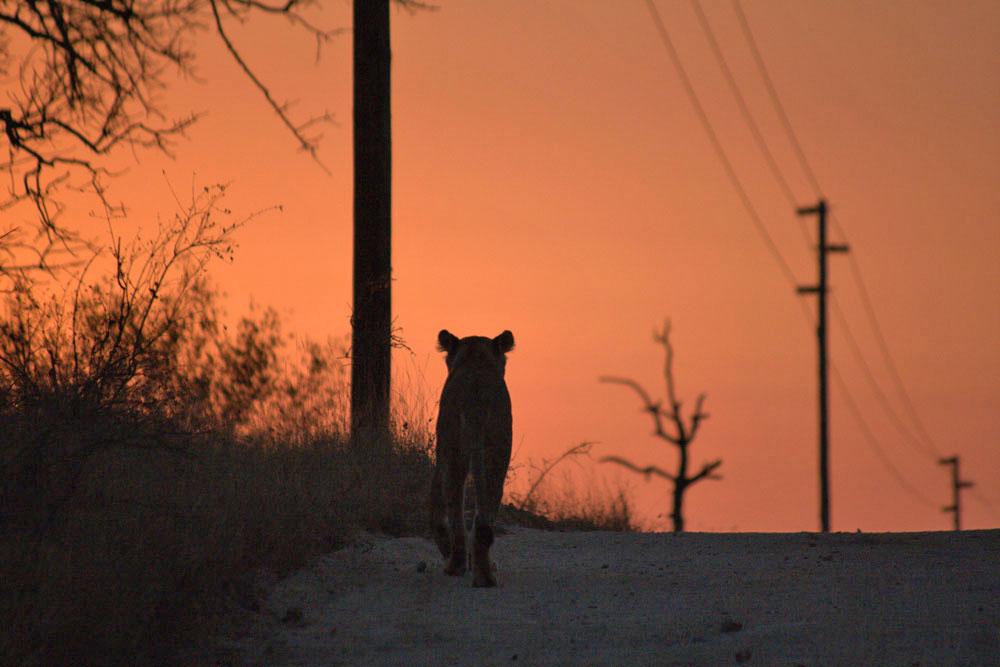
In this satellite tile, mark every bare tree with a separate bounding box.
[0,0,336,272]
[600,320,721,532]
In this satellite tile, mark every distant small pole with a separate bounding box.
[797,200,848,533]
[939,456,973,530]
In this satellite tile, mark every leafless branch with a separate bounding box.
[0,178,260,411]
[688,392,708,439]
[654,318,680,411]
[208,0,334,172]
[518,441,595,511]
[600,455,674,482]
[688,458,723,484]
[0,0,338,270]
[598,375,677,445]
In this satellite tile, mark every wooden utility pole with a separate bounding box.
[939,456,973,530]
[351,0,392,442]
[797,200,848,532]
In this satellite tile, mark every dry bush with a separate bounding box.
[0,189,435,666]
[505,443,637,532]
[0,338,434,665]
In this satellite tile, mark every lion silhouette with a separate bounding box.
[429,329,514,587]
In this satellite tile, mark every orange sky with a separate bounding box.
[12,1,999,532]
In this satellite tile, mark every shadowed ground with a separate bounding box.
[213,528,999,666]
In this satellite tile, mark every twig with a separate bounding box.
[518,441,595,511]
[600,455,674,482]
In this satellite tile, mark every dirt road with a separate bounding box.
[216,527,999,666]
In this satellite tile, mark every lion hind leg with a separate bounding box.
[442,459,468,576]
[429,465,450,559]
[471,458,506,587]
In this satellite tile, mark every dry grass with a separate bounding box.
[0,399,633,666]
[505,444,638,533]
[0,403,434,667]
[514,482,637,533]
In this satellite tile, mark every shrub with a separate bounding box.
[0,188,435,665]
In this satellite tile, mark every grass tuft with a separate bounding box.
[1,415,433,666]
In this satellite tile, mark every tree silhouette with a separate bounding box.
[0,0,336,274]
[600,320,722,532]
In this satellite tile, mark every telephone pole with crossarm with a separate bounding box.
[797,200,849,533]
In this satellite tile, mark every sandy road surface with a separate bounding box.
[216,527,999,666]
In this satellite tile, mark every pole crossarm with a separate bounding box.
[939,456,974,530]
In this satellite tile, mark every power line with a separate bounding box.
[830,364,939,510]
[733,1,997,526]
[691,0,943,518]
[732,0,947,463]
[831,216,943,459]
[700,0,941,468]
[690,0,799,211]
[645,1,913,528]
[642,0,799,289]
[648,0,994,527]
[829,296,939,460]
[690,0,813,250]
[731,0,823,197]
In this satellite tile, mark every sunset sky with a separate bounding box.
[13,1,998,532]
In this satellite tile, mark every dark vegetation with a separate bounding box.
[0,7,626,658]
[0,187,631,666]
[0,186,424,665]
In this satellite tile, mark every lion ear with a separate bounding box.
[438,329,459,353]
[493,330,514,354]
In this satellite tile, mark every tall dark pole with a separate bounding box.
[351,0,392,442]
[797,200,848,532]
[939,456,973,530]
